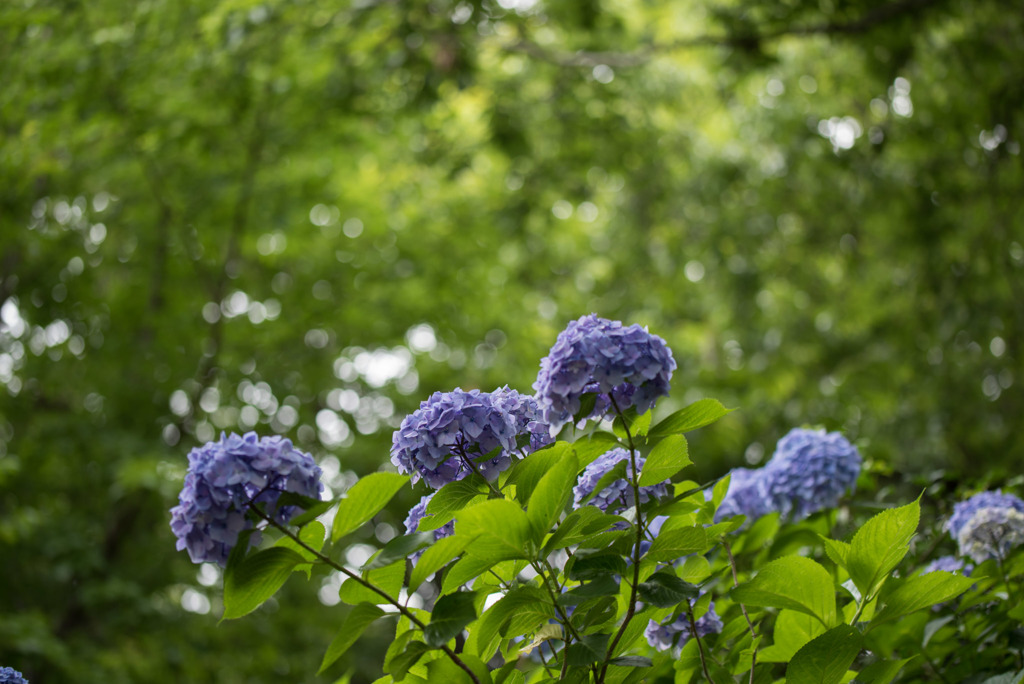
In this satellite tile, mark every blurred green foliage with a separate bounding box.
[0,0,1021,680]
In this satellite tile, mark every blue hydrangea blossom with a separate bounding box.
[0,667,28,684]
[390,386,551,489]
[533,315,676,430]
[404,493,456,563]
[758,428,861,520]
[957,506,1024,563]
[572,448,669,514]
[946,490,1024,539]
[714,467,771,523]
[170,432,324,566]
[645,600,723,655]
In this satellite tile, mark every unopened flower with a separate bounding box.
[170,432,323,566]
[533,315,676,430]
[390,387,549,489]
[645,600,723,654]
[404,493,456,563]
[573,448,669,514]
[759,428,860,520]
[0,667,29,684]
[714,467,771,523]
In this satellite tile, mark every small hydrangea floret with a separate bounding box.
[572,448,669,515]
[404,493,456,563]
[390,386,551,489]
[645,600,723,655]
[533,315,676,430]
[758,428,860,520]
[922,555,973,576]
[0,667,29,684]
[714,467,771,523]
[170,432,324,566]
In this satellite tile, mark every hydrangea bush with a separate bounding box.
[169,314,1024,684]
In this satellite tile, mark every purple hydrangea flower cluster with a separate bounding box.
[714,467,772,523]
[170,432,324,566]
[390,386,550,489]
[572,448,670,514]
[533,315,676,430]
[758,428,861,520]
[0,668,28,684]
[645,601,723,654]
[946,490,1024,539]
[957,507,1024,563]
[922,555,973,576]
[404,493,456,563]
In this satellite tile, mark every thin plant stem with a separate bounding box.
[722,540,758,684]
[455,443,504,499]
[686,602,714,682]
[247,505,482,684]
[597,396,645,684]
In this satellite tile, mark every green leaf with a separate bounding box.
[339,562,404,605]
[504,443,571,505]
[636,571,699,608]
[630,410,653,438]
[386,639,431,681]
[870,571,975,625]
[609,606,657,658]
[786,624,862,684]
[647,399,733,438]
[332,472,409,542]
[638,434,691,486]
[731,556,837,628]
[473,586,553,659]
[822,537,851,570]
[363,532,434,571]
[527,449,578,537]
[558,575,621,606]
[573,392,599,425]
[757,610,827,663]
[857,657,916,684]
[222,547,306,620]
[544,506,625,553]
[565,633,609,667]
[422,476,488,530]
[609,656,653,668]
[456,499,536,562]
[677,555,712,584]
[274,521,326,578]
[442,555,498,595]
[568,553,627,580]
[281,494,337,528]
[847,499,920,601]
[581,459,630,506]
[571,433,623,469]
[319,603,387,673]
[426,654,493,684]
[409,535,472,593]
[424,591,478,647]
[645,526,707,562]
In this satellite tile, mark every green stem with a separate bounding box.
[686,602,714,682]
[456,444,504,499]
[249,505,482,684]
[723,540,758,684]
[597,396,645,684]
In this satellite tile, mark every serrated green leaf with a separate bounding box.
[757,610,828,663]
[631,411,653,438]
[504,442,571,505]
[573,392,599,425]
[568,553,627,580]
[558,575,621,606]
[822,537,851,570]
[543,506,625,553]
[731,556,837,628]
[386,639,431,681]
[847,499,920,601]
[870,571,975,625]
[857,657,916,684]
[457,499,535,562]
[319,603,387,674]
[425,591,479,647]
[639,434,691,486]
[426,654,493,684]
[566,633,609,667]
[442,555,498,595]
[222,547,305,620]
[274,521,326,578]
[422,476,488,530]
[609,656,653,668]
[637,571,699,608]
[610,606,657,658]
[409,534,472,593]
[363,532,434,571]
[332,472,409,542]
[677,555,712,584]
[571,433,623,469]
[473,586,553,659]
[647,399,733,438]
[786,624,862,684]
[645,526,707,562]
[527,450,578,536]
[339,562,404,605]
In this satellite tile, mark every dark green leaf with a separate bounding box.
[409,534,472,593]
[318,603,388,674]
[786,624,863,684]
[568,553,627,580]
[424,591,479,647]
[609,656,653,668]
[637,571,699,608]
[857,657,917,684]
[647,399,733,438]
[222,547,305,620]
[870,571,975,625]
[421,476,488,531]
[645,526,707,562]
[339,563,404,606]
[386,640,431,681]
[558,575,622,606]
[363,532,434,571]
